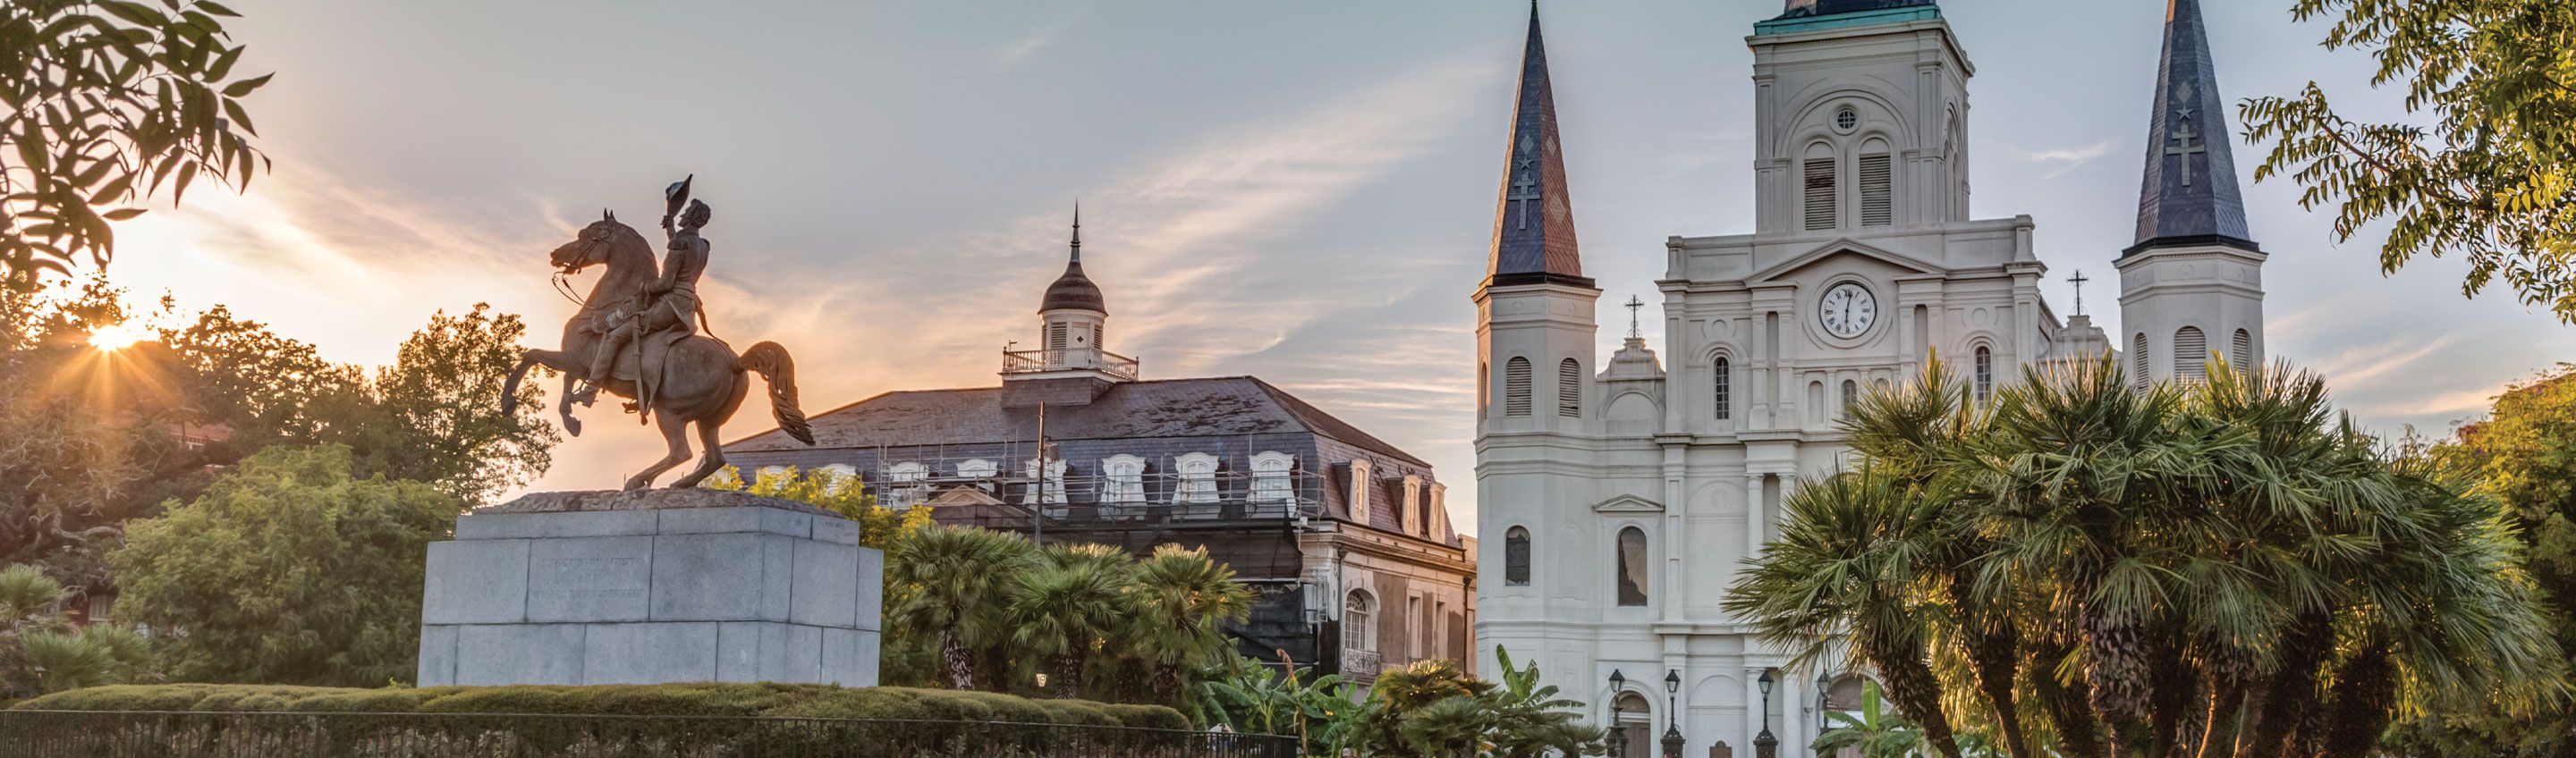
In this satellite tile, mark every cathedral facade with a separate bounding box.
[1472,2,2266,755]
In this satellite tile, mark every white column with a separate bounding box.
[1743,475,1766,585]
[1663,449,1686,625]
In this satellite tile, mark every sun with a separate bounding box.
[87,323,147,351]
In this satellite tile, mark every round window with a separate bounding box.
[1835,106,1859,131]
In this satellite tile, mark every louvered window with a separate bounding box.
[2232,329,2254,370]
[2174,326,2207,382]
[1859,154,1894,226]
[1839,380,1859,419]
[1504,358,1532,417]
[1556,358,1582,417]
[1090,324,1104,350]
[2131,333,2151,390]
[1803,159,1838,231]
[1048,322,1068,352]
[1713,357,1732,420]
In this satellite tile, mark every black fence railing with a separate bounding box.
[0,711,1299,758]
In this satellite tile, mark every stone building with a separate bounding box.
[1473,1,2266,755]
[725,213,1475,682]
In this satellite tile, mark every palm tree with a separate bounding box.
[1012,543,1135,697]
[886,526,1036,689]
[0,564,70,697]
[1128,544,1254,702]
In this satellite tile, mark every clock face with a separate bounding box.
[1819,282,1877,339]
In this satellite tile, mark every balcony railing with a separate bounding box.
[1001,347,1140,381]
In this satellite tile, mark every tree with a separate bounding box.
[341,304,556,502]
[1816,680,1930,758]
[704,465,933,550]
[110,444,457,686]
[2240,0,2576,321]
[886,525,1037,689]
[1127,544,1255,703]
[1012,543,1137,698]
[1726,356,2566,758]
[0,278,193,583]
[0,563,72,696]
[2,0,272,291]
[1348,651,1604,758]
[2383,365,2576,756]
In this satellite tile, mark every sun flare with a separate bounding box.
[88,323,147,351]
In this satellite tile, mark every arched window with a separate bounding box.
[1973,345,1993,403]
[2232,329,2254,370]
[1504,526,1531,585]
[1713,357,1733,421]
[1101,455,1146,503]
[1615,526,1648,606]
[818,463,860,495]
[1803,143,1838,231]
[1613,692,1653,758]
[1250,451,1294,503]
[2131,333,2151,390]
[1504,358,1532,417]
[958,459,996,479]
[1557,358,1583,417]
[1343,591,1376,653]
[1839,379,1859,419]
[1175,452,1220,503]
[1859,141,1894,227]
[2174,326,2208,382]
[881,462,922,508]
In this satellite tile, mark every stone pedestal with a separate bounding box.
[416,489,881,687]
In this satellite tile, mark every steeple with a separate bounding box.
[2129,0,2256,255]
[1487,3,1590,290]
[1042,203,1104,314]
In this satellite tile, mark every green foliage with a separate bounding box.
[18,625,151,695]
[12,681,1188,729]
[887,525,1040,690]
[704,465,932,550]
[1816,680,1929,758]
[0,564,72,697]
[2382,364,2576,756]
[2240,0,2576,321]
[1725,355,2567,758]
[1340,650,1602,758]
[1127,544,1255,701]
[109,444,458,686]
[1191,655,1362,752]
[1012,543,1134,698]
[0,0,273,291]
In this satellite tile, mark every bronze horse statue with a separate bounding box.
[501,211,815,489]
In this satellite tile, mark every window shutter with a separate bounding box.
[2131,333,2151,390]
[1557,358,1582,417]
[2174,327,2207,381]
[2232,329,2254,369]
[1504,358,1532,417]
[1803,159,1838,231]
[1859,154,1894,226]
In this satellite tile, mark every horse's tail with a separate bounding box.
[737,341,815,445]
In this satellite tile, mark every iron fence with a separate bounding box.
[0,711,1298,758]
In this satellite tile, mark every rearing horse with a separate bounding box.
[502,211,815,489]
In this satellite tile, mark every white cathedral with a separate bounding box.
[1470,1,2267,755]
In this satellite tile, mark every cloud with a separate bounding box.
[2014,139,2116,179]
[996,15,1076,68]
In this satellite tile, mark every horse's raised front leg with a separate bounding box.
[504,349,589,437]
[667,418,731,489]
[623,410,695,491]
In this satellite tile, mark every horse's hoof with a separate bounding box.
[621,480,648,492]
[564,417,583,437]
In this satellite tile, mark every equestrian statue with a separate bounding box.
[502,176,816,490]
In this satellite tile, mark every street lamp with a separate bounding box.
[1816,671,1834,743]
[1608,670,1628,758]
[1755,670,1778,758]
[1661,669,1684,758]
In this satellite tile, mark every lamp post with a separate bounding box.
[1754,670,1778,758]
[1609,670,1628,758]
[1815,670,1834,752]
[1661,669,1684,758]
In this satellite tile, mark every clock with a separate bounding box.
[1819,282,1877,339]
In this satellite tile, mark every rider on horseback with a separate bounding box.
[574,179,708,408]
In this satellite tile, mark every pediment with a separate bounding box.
[1592,494,1665,513]
[1746,238,1944,285]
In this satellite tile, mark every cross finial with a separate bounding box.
[1624,295,1646,340]
[2068,269,2090,316]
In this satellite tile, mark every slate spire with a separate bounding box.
[1042,202,1105,313]
[2130,0,2257,255]
[1487,3,1591,289]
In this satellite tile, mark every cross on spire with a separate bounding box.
[1624,295,1645,340]
[2068,269,2090,316]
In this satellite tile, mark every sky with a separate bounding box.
[86,0,2576,530]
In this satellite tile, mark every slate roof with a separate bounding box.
[1487,4,1589,289]
[2129,0,2257,255]
[1778,0,1936,19]
[728,375,1429,467]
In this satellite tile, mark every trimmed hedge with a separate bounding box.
[13,682,1185,728]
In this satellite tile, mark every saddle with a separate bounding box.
[605,324,695,417]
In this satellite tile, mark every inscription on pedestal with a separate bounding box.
[527,536,653,622]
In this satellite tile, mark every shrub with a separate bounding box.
[13,681,1187,729]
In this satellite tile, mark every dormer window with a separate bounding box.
[1102,454,1146,503]
[1251,451,1295,503]
[1175,452,1220,503]
[1348,459,1373,516]
[1401,475,1424,535]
